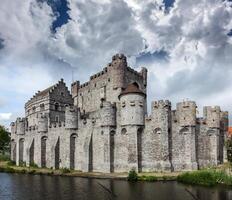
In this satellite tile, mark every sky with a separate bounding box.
[0,0,232,128]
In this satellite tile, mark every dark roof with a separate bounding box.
[35,85,55,98]
[119,83,145,98]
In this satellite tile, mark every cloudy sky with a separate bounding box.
[0,0,232,127]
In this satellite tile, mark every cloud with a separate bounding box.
[0,0,232,126]
[0,113,12,121]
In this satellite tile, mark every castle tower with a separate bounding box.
[15,118,26,135]
[203,106,221,166]
[119,83,146,171]
[148,100,172,171]
[65,106,78,129]
[172,101,198,171]
[108,54,126,90]
[71,81,80,107]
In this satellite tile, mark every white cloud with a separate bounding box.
[0,113,12,121]
[0,0,232,125]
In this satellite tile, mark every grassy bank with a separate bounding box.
[177,169,232,186]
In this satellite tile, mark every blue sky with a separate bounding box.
[0,0,232,128]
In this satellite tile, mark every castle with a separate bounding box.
[10,54,228,173]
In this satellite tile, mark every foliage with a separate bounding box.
[0,154,10,161]
[0,125,10,154]
[19,161,26,167]
[7,160,16,166]
[177,169,232,186]
[61,168,71,174]
[127,169,138,182]
[226,138,232,163]
[29,162,39,168]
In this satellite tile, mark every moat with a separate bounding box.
[0,173,231,200]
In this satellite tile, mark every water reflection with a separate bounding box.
[0,173,231,200]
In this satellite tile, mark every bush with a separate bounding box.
[7,160,16,166]
[30,162,39,168]
[226,138,232,163]
[61,168,71,174]
[0,154,10,161]
[127,169,138,182]
[19,161,26,167]
[177,169,232,186]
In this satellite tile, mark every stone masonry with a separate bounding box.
[10,54,228,172]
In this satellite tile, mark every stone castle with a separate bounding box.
[10,54,228,172]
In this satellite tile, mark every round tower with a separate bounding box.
[100,101,116,127]
[38,114,48,133]
[108,53,127,89]
[65,106,78,129]
[119,83,146,126]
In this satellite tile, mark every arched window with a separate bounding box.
[121,128,127,135]
[179,127,189,135]
[132,82,139,89]
[153,128,162,134]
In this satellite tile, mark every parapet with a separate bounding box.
[203,106,221,128]
[152,100,171,110]
[176,101,197,127]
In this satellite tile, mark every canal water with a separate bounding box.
[0,173,231,200]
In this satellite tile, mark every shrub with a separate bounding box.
[7,160,16,166]
[0,154,10,161]
[19,161,26,167]
[61,168,71,174]
[30,162,39,168]
[127,169,138,182]
[177,169,232,186]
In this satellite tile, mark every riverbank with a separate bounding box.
[0,161,179,181]
[1,161,232,186]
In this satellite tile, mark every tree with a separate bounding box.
[226,137,232,163]
[0,125,10,154]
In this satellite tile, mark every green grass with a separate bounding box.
[177,169,232,186]
[138,175,158,182]
[61,168,71,174]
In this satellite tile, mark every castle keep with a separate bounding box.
[10,54,228,172]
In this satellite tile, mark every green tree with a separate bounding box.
[226,137,232,163]
[0,125,10,155]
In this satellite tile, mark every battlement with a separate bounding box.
[152,100,171,109]
[176,100,197,127]
[203,106,221,128]
[49,121,66,129]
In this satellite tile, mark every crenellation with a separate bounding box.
[10,54,228,173]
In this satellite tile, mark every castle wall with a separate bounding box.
[10,54,228,174]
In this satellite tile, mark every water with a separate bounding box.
[0,173,231,200]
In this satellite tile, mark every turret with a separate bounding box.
[176,101,196,127]
[71,81,80,106]
[65,106,78,129]
[119,83,145,126]
[15,118,25,135]
[140,67,148,87]
[10,122,16,135]
[203,106,221,128]
[100,101,116,127]
[151,100,171,122]
[38,114,48,133]
[108,53,127,89]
